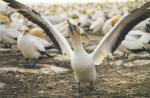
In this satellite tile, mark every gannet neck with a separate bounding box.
[73,39,87,55]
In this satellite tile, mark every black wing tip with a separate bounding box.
[45,44,56,50]
[111,1,150,53]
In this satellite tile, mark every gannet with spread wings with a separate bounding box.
[3,0,150,92]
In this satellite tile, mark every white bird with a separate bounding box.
[102,15,122,35]
[127,30,150,43]
[0,20,20,48]
[4,0,150,92]
[91,11,105,21]
[10,12,28,30]
[78,15,91,30]
[89,10,106,33]
[3,1,62,53]
[118,37,150,58]
[133,18,150,32]
[90,17,105,34]
[118,30,150,58]
[17,28,54,67]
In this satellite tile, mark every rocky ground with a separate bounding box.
[0,34,150,98]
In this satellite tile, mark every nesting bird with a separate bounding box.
[10,12,28,31]
[102,15,122,35]
[78,15,91,31]
[90,17,105,34]
[0,13,19,48]
[17,27,54,67]
[30,27,46,38]
[89,10,106,34]
[118,30,150,58]
[133,18,150,32]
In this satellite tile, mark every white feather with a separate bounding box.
[42,16,73,57]
[0,25,19,45]
[17,33,50,58]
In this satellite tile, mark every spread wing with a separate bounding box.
[2,0,62,52]
[3,0,74,57]
[91,2,150,65]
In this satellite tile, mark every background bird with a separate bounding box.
[0,14,20,48]
[17,27,54,67]
[102,15,122,35]
[118,30,150,58]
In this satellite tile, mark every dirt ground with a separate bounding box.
[0,34,150,98]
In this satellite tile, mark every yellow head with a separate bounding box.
[0,13,11,27]
[67,19,81,44]
[30,27,45,38]
[111,15,122,26]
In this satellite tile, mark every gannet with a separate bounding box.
[10,12,28,30]
[89,10,106,34]
[118,30,150,58]
[4,0,150,92]
[28,21,69,37]
[118,37,150,59]
[2,0,64,53]
[0,19,20,48]
[78,15,91,30]
[17,28,54,67]
[0,13,10,27]
[29,27,46,38]
[91,11,105,21]
[127,30,150,43]
[133,18,150,32]
[102,15,122,35]
[89,17,105,34]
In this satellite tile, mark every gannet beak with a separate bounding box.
[67,19,77,34]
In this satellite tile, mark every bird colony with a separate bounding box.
[0,0,149,97]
